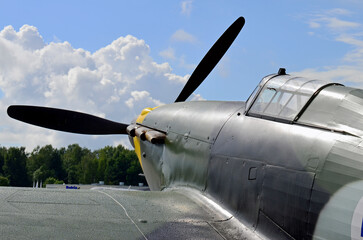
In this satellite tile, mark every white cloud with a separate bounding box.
[159,47,197,73]
[0,25,45,50]
[171,29,197,43]
[326,17,360,30]
[292,66,363,84]
[164,73,189,84]
[309,17,360,31]
[325,8,352,16]
[0,25,186,151]
[125,90,163,108]
[297,9,363,88]
[191,93,205,101]
[181,1,193,16]
[308,9,360,32]
[309,22,321,29]
[159,47,176,60]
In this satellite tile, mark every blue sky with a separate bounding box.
[1,0,363,150]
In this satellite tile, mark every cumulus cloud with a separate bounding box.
[0,25,187,151]
[164,73,189,84]
[125,90,163,109]
[0,25,45,50]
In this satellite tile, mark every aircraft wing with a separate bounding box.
[0,187,261,240]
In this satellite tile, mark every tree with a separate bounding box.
[3,147,29,186]
[104,145,129,185]
[67,167,78,184]
[0,176,9,186]
[126,150,145,186]
[27,145,65,183]
[33,166,47,183]
[103,145,144,185]
[0,147,6,176]
[44,177,64,186]
[79,149,97,184]
[62,144,83,183]
[0,144,143,187]
[95,146,114,182]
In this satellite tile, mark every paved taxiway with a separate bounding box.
[0,187,254,239]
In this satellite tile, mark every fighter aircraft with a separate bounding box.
[7,16,363,239]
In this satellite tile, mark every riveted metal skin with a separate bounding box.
[140,101,243,191]
[211,110,338,239]
[133,75,363,240]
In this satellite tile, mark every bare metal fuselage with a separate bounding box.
[134,83,363,239]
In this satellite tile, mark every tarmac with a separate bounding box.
[0,186,255,239]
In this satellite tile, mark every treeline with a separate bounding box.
[0,144,146,187]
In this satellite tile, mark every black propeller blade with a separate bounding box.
[7,105,128,135]
[175,17,245,102]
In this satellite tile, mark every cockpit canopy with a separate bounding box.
[246,74,339,122]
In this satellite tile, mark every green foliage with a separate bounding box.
[79,148,97,184]
[3,147,29,186]
[95,146,114,181]
[0,147,6,175]
[105,145,127,185]
[0,176,9,186]
[0,144,145,187]
[62,144,83,183]
[126,152,144,186]
[27,145,65,182]
[44,177,64,186]
[33,166,46,182]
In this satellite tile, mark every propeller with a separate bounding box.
[7,105,128,135]
[7,17,245,135]
[175,16,245,102]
